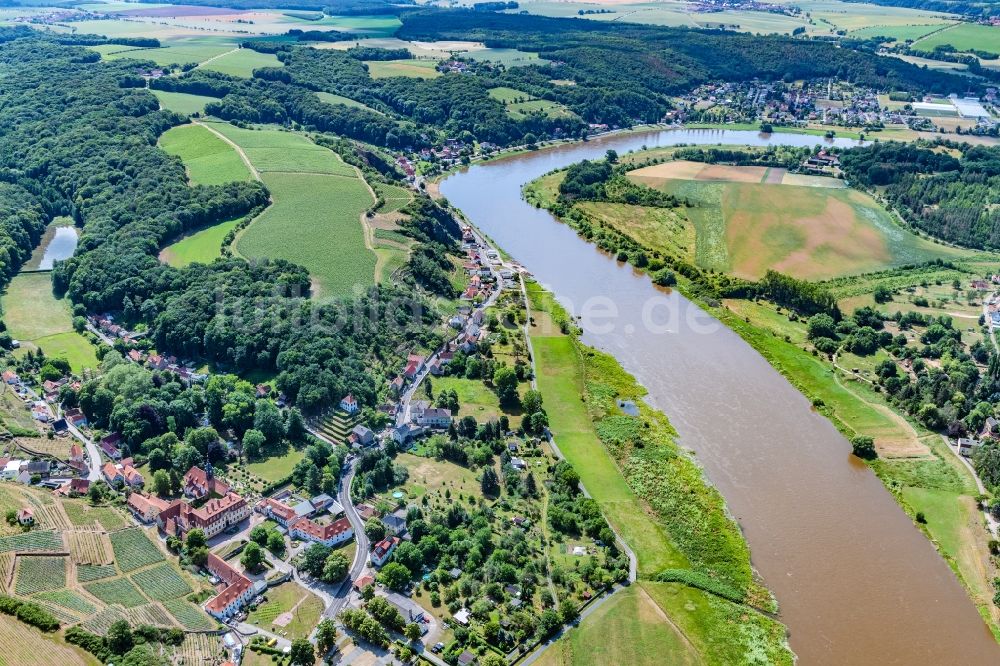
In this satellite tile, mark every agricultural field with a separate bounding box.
[109,528,165,572]
[624,163,968,280]
[850,23,954,42]
[0,530,64,554]
[245,582,323,640]
[158,123,252,186]
[913,23,1000,54]
[83,576,148,608]
[203,121,355,175]
[365,59,441,79]
[374,182,413,213]
[238,172,375,298]
[0,612,100,665]
[199,48,282,78]
[14,556,67,595]
[152,90,218,116]
[507,99,578,120]
[164,597,217,630]
[159,216,242,268]
[2,273,98,373]
[62,501,127,532]
[35,589,97,616]
[464,47,548,66]
[130,563,193,599]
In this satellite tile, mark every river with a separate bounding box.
[440,128,1000,664]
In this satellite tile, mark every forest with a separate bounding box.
[0,28,445,415]
[839,142,1000,249]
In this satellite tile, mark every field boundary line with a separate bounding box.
[192,119,260,181]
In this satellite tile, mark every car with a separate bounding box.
[432,642,445,653]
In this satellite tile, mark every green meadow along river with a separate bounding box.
[441,129,1000,665]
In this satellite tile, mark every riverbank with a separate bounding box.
[523,279,793,665]
[522,157,1000,642]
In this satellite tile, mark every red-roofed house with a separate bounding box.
[122,463,144,489]
[158,490,249,540]
[127,492,170,523]
[54,478,90,497]
[289,516,353,547]
[183,466,231,499]
[102,462,123,486]
[16,507,33,526]
[204,553,254,620]
[353,574,375,591]
[340,394,358,414]
[257,497,298,526]
[69,444,83,464]
[100,433,122,459]
[370,536,400,567]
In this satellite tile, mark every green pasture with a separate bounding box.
[160,217,241,268]
[152,90,218,116]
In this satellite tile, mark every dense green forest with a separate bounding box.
[0,27,445,414]
[839,142,1000,249]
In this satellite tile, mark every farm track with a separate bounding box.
[193,119,260,181]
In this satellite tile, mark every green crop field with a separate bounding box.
[84,577,148,608]
[34,589,97,616]
[152,90,218,116]
[77,563,117,582]
[0,530,63,553]
[374,182,412,213]
[914,23,1000,54]
[237,172,375,298]
[164,598,217,630]
[160,216,241,268]
[200,48,282,78]
[130,563,193,600]
[850,23,953,42]
[203,122,355,175]
[2,273,98,373]
[62,501,127,531]
[158,123,251,185]
[14,556,66,596]
[365,59,440,79]
[109,528,164,572]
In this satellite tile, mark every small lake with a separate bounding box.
[30,224,79,271]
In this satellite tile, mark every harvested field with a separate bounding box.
[66,530,114,566]
[629,160,845,188]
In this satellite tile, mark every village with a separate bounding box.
[0,219,622,666]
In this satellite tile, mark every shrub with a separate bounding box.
[0,594,60,632]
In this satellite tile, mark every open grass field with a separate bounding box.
[246,582,322,639]
[238,172,375,298]
[315,91,379,112]
[365,59,440,79]
[534,583,699,666]
[158,123,251,185]
[487,86,532,103]
[152,90,218,116]
[2,273,98,373]
[850,23,953,42]
[246,444,305,482]
[200,48,282,77]
[628,166,967,280]
[62,501,127,532]
[159,216,241,268]
[914,23,1000,54]
[465,47,548,66]
[430,375,511,425]
[393,453,479,501]
[507,99,577,120]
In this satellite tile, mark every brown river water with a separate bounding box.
[440,129,1000,665]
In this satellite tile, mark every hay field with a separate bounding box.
[628,160,844,187]
[152,90,218,116]
[914,23,1000,53]
[365,59,440,79]
[199,48,282,77]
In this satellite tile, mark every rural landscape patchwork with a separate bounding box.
[0,0,999,663]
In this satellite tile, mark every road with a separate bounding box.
[64,417,101,481]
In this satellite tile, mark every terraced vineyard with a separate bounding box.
[317,411,360,445]
[76,563,116,582]
[164,597,217,630]
[14,555,66,595]
[84,577,147,608]
[34,589,97,616]
[131,563,193,599]
[0,530,63,553]
[109,528,164,572]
